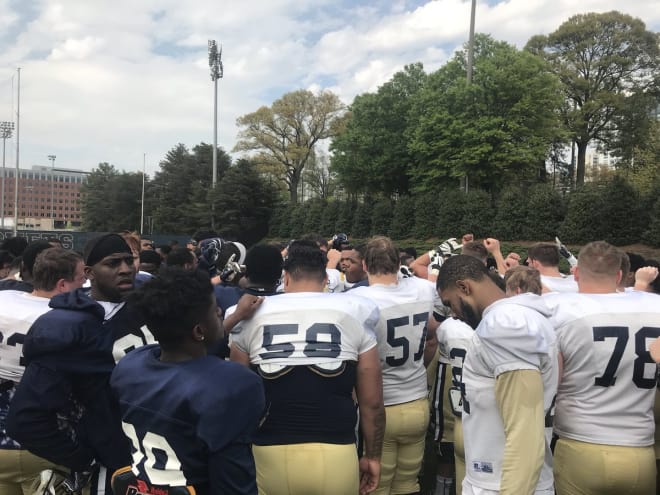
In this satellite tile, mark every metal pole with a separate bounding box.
[13,68,20,236]
[208,41,223,230]
[140,153,145,235]
[466,0,476,84]
[461,0,476,194]
[1,136,5,231]
[48,154,56,226]
[213,76,218,189]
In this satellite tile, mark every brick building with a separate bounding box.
[0,165,88,230]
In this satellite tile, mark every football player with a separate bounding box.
[546,241,660,495]
[110,268,265,495]
[7,233,154,494]
[432,316,473,495]
[0,247,86,493]
[230,240,385,495]
[437,255,558,495]
[351,236,438,495]
[526,243,577,293]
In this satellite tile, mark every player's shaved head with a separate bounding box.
[437,254,489,292]
[577,241,622,280]
[284,240,326,283]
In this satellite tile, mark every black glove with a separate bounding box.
[555,237,577,267]
[62,461,98,494]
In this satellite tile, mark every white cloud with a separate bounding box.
[0,0,656,173]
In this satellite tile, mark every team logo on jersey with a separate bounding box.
[472,461,493,474]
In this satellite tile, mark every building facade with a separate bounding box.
[0,165,88,230]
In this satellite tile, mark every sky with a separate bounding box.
[0,0,658,176]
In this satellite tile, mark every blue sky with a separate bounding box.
[0,0,658,175]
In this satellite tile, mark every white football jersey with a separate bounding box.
[546,290,660,447]
[230,292,378,372]
[352,277,437,406]
[0,290,52,382]
[462,295,558,492]
[436,317,473,418]
[540,274,577,293]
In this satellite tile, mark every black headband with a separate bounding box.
[84,234,133,267]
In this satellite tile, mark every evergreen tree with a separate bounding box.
[390,195,415,240]
[643,196,660,247]
[371,199,393,236]
[209,159,278,247]
[523,184,566,241]
[303,198,327,235]
[434,188,468,239]
[558,184,607,244]
[320,200,341,237]
[492,186,528,241]
[335,200,356,236]
[81,163,144,232]
[352,200,373,238]
[413,191,439,239]
[460,189,494,239]
[288,204,306,238]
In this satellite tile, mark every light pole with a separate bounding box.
[208,40,223,190]
[48,154,56,226]
[0,121,14,231]
[461,0,477,193]
[140,153,145,235]
[13,67,21,236]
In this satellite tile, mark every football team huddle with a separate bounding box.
[0,231,659,495]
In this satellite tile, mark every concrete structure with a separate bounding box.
[1,165,88,230]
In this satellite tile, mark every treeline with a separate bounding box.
[235,12,659,202]
[270,176,660,247]
[81,143,279,246]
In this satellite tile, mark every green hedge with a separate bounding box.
[268,176,660,248]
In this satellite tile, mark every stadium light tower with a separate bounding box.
[1,121,15,231]
[48,154,56,222]
[208,40,224,190]
[461,0,477,194]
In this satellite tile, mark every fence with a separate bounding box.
[0,230,190,252]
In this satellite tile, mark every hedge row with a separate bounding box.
[269,177,660,247]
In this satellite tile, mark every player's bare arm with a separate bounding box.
[424,316,440,367]
[223,294,264,333]
[356,347,385,494]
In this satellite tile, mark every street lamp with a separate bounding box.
[48,154,56,225]
[0,121,14,231]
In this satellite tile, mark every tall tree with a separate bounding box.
[302,152,337,200]
[151,143,231,234]
[234,89,345,203]
[331,63,427,196]
[409,35,563,193]
[81,163,144,232]
[208,158,278,246]
[527,11,660,186]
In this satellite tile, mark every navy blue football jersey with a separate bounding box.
[110,345,265,495]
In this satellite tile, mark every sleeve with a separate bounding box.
[357,302,379,354]
[208,443,258,495]
[228,320,251,355]
[200,368,265,494]
[479,311,548,377]
[495,369,545,495]
[6,362,95,471]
